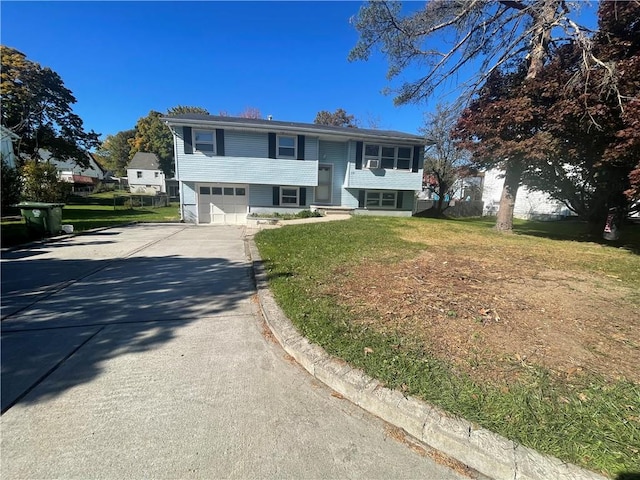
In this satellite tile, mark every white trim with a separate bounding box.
[276,134,297,159]
[280,186,300,206]
[363,143,413,170]
[193,129,216,155]
[365,190,398,209]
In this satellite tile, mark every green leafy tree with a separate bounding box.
[128,111,174,176]
[348,0,596,232]
[0,46,100,168]
[1,156,21,214]
[20,159,71,202]
[95,129,135,176]
[167,105,210,116]
[314,108,357,127]
[129,106,211,176]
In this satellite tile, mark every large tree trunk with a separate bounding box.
[495,163,524,232]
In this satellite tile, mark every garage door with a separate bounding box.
[198,184,248,225]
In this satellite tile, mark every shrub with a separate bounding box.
[21,159,72,202]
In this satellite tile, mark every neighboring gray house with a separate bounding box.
[127,152,166,194]
[162,114,425,225]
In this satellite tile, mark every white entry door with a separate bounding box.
[198,184,248,225]
[316,164,333,204]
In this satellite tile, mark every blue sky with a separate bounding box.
[1,1,439,140]
[2,1,599,142]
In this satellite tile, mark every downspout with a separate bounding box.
[165,122,184,222]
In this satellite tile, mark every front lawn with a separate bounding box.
[1,195,180,248]
[255,216,640,478]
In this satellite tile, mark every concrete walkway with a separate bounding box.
[1,224,466,479]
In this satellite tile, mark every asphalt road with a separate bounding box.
[1,224,466,479]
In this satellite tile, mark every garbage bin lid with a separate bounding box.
[14,202,66,208]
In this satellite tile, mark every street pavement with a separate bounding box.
[1,224,466,479]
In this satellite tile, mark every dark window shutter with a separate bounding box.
[268,133,276,159]
[272,186,280,205]
[412,146,422,173]
[216,129,225,156]
[358,190,365,208]
[299,187,306,206]
[396,191,404,209]
[355,141,363,170]
[297,135,305,160]
[184,127,193,154]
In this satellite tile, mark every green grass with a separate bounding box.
[255,216,640,478]
[1,194,180,248]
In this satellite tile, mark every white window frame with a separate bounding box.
[363,144,413,170]
[277,135,297,159]
[193,129,216,154]
[365,190,397,209]
[280,186,300,206]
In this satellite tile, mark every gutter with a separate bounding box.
[161,117,424,145]
[164,121,184,222]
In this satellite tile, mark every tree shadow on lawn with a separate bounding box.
[1,254,255,413]
[512,219,640,254]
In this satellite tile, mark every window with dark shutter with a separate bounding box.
[272,186,280,205]
[355,141,363,170]
[268,133,277,159]
[184,127,193,154]
[216,129,225,156]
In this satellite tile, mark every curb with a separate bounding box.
[247,237,608,480]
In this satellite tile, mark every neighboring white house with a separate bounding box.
[481,169,574,220]
[1,125,19,169]
[127,152,166,194]
[35,149,107,195]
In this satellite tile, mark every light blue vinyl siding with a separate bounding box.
[175,128,318,186]
[346,141,422,191]
[181,182,197,222]
[345,140,422,191]
[178,156,318,186]
[348,168,422,190]
[249,185,275,207]
[305,136,319,160]
[318,140,348,206]
[225,131,267,157]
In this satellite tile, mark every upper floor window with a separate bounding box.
[194,130,215,154]
[277,135,296,158]
[136,171,143,179]
[364,144,413,170]
[154,172,159,178]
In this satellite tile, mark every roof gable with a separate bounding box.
[128,152,161,170]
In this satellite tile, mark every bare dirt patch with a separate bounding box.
[326,250,640,386]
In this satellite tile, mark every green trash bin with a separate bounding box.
[15,202,65,237]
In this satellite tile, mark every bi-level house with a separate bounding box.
[162,114,425,225]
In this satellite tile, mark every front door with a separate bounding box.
[316,164,333,204]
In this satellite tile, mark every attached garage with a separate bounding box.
[197,184,248,225]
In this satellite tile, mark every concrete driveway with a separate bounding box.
[1,224,465,479]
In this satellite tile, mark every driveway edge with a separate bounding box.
[247,237,608,480]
